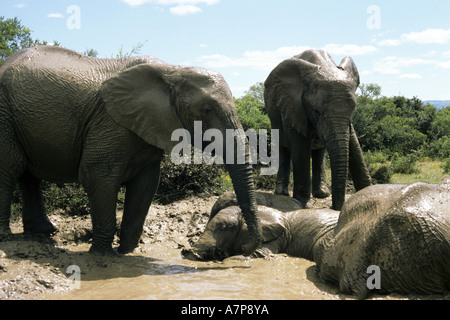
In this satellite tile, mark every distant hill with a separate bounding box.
[424,100,450,109]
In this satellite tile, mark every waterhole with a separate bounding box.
[43,243,339,300]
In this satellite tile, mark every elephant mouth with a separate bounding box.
[181,244,230,261]
[181,246,230,261]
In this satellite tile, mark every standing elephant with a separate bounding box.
[186,178,450,298]
[264,50,371,210]
[0,45,262,255]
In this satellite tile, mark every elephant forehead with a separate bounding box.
[211,207,242,227]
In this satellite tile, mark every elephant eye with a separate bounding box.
[217,222,231,231]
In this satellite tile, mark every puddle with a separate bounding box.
[43,243,339,300]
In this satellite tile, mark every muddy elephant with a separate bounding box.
[264,49,371,210]
[186,179,450,298]
[0,45,262,255]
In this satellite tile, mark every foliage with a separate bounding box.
[234,82,277,190]
[354,84,449,162]
[391,153,420,174]
[83,48,99,57]
[234,83,270,132]
[0,16,54,65]
[114,41,148,58]
[156,153,226,204]
[363,151,393,184]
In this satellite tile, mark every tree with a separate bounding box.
[0,16,50,65]
[83,48,99,57]
[358,83,381,99]
[244,82,265,107]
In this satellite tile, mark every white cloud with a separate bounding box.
[365,55,450,76]
[199,43,208,48]
[322,44,378,56]
[399,73,422,79]
[47,13,64,19]
[423,50,437,57]
[14,3,27,8]
[443,50,450,58]
[379,28,450,46]
[120,0,219,15]
[196,46,311,71]
[196,44,376,71]
[170,4,201,15]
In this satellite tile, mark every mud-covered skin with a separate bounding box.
[187,179,450,298]
[0,45,262,256]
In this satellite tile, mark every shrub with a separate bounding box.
[364,151,392,184]
[442,158,450,174]
[370,163,393,184]
[155,153,226,204]
[391,153,420,175]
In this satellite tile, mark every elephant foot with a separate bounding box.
[0,225,12,241]
[274,187,289,197]
[312,184,331,199]
[293,195,309,208]
[24,218,57,235]
[117,244,137,255]
[89,244,118,256]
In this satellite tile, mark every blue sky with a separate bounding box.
[2,0,450,100]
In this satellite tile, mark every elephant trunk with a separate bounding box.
[226,162,261,252]
[349,124,372,191]
[325,121,351,211]
[222,123,262,256]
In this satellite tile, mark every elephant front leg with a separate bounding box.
[119,161,161,254]
[86,184,120,255]
[274,146,291,196]
[79,167,121,255]
[291,144,312,208]
[311,148,330,199]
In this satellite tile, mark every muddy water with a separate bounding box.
[44,243,340,300]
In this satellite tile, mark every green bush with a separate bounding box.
[370,164,393,184]
[353,88,448,160]
[391,153,420,175]
[155,153,226,204]
[442,158,450,174]
[364,151,392,184]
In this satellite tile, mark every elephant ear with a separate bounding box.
[265,58,320,137]
[100,64,186,152]
[257,206,286,243]
[338,56,360,88]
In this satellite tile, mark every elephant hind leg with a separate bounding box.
[0,126,27,236]
[0,179,15,237]
[19,170,57,235]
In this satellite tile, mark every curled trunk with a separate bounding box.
[222,124,262,255]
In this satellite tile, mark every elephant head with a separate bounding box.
[100,63,262,255]
[265,50,370,210]
[184,206,286,261]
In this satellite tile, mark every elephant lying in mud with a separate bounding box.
[184,179,450,298]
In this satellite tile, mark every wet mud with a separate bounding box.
[0,194,448,300]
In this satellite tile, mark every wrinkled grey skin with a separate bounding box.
[186,179,450,298]
[0,45,261,255]
[265,50,371,210]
